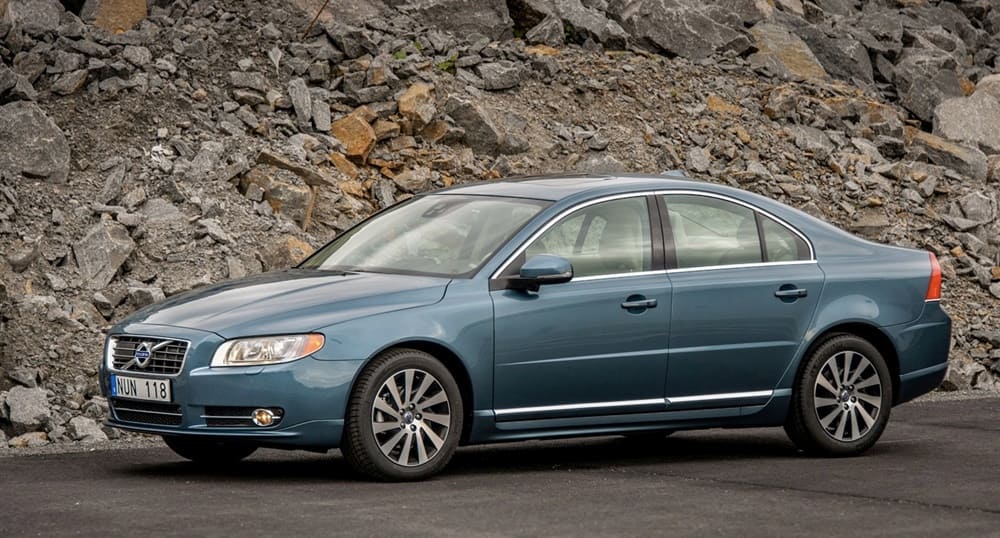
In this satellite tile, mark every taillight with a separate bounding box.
[926,252,942,301]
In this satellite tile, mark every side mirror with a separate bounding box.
[508,254,573,291]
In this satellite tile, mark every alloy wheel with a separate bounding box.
[371,368,452,467]
[812,350,883,442]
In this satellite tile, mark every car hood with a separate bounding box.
[121,269,451,338]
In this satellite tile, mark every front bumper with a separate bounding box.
[100,323,363,449]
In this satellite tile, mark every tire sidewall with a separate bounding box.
[351,350,463,480]
[797,336,893,455]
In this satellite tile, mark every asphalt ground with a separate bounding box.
[0,396,998,537]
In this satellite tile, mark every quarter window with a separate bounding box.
[761,215,810,262]
[664,195,762,268]
[520,197,653,278]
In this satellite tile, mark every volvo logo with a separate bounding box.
[133,342,154,368]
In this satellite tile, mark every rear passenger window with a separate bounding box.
[663,195,762,269]
[761,215,810,262]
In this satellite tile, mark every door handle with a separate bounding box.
[621,298,658,309]
[774,288,808,298]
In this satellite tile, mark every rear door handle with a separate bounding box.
[774,288,808,298]
[621,299,658,309]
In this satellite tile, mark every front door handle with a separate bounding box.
[774,288,808,298]
[621,298,658,309]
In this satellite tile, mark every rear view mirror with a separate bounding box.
[506,254,573,291]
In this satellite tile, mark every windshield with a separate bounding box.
[300,195,550,278]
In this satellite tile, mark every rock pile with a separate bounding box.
[1,0,999,448]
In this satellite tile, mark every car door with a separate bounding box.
[490,195,672,421]
[661,193,824,409]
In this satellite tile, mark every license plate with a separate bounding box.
[110,374,172,403]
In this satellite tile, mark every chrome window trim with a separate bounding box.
[666,390,774,404]
[490,192,654,280]
[662,190,816,260]
[106,334,192,379]
[495,398,665,417]
[667,260,818,274]
[572,270,669,282]
[489,188,816,281]
[494,390,775,417]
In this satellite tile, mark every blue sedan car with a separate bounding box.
[100,173,950,480]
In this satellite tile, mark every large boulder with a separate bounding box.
[893,48,964,124]
[398,0,513,41]
[443,96,528,156]
[0,101,70,184]
[933,92,1000,155]
[517,0,630,48]
[905,126,988,182]
[748,22,828,82]
[607,0,750,60]
[3,0,61,36]
[73,220,136,289]
[2,386,50,435]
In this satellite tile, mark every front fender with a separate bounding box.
[311,280,495,412]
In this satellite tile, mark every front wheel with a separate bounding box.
[162,436,257,464]
[784,334,892,456]
[342,348,464,481]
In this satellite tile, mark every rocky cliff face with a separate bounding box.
[0,0,998,448]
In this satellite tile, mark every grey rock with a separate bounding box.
[229,71,267,92]
[444,96,528,155]
[323,22,378,59]
[50,69,89,96]
[789,125,835,161]
[287,77,312,126]
[574,152,626,173]
[608,0,750,60]
[97,159,127,205]
[526,15,565,46]
[128,286,165,308]
[477,61,521,91]
[139,198,185,224]
[957,192,996,224]
[894,48,964,124]
[0,101,70,184]
[312,100,331,132]
[991,282,1000,300]
[122,45,152,67]
[3,386,50,434]
[196,218,232,244]
[976,74,1000,102]
[849,207,890,236]
[685,147,711,173]
[5,241,38,272]
[400,0,513,41]
[67,416,107,443]
[392,167,432,192]
[523,0,629,47]
[4,0,61,36]
[8,367,37,388]
[907,128,988,182]
[73,221,135,289]
[934,92,1000,155]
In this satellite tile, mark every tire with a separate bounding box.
[784,334,892,456]
[342,348,464,481]
[162,436,257,464]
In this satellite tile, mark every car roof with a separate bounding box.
[435,172,711,201]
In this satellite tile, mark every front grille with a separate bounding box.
[110,336,189,376]
[203,406,284,428]
[112,398,183,426]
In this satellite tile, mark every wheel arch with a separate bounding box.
[794,322,901,405]
[348,339,476,444]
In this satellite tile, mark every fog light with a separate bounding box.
[252,408,275,427]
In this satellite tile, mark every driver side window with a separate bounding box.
[522,197,652,278]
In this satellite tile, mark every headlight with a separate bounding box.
[211,334,325,367]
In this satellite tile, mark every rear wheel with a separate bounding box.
[162,436,257,464]
[342,348,463,481]
[784,334,892,456]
